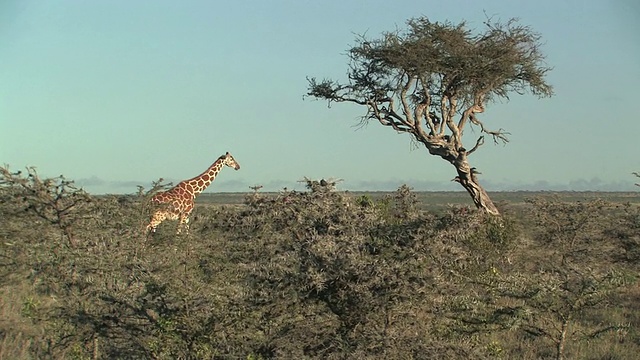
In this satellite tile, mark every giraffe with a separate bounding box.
[146,152,240,234]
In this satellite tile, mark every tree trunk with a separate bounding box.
[452,150,500,215]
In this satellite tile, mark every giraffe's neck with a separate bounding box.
[182,157,225,196]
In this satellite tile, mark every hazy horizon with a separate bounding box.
[72,174,639,195]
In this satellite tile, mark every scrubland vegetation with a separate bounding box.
[1,167,639,359]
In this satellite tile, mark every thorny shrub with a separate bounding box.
[0,166,93,247]
[0,170,638,359]
[445,198,637,360]
[187,181,504,358]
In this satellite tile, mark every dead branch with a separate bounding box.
[468,112,510,144]
[467,136,485,155]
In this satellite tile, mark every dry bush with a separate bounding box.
[1,169,639,359]
[0,166,93,247]
[444,198,637,360]
[200,183,503,358]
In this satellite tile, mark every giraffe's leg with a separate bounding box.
[147,211,167,233]
[178,213,191,234]
[184,216,190,234]
[182,206,194,235]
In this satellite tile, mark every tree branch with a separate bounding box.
[467,136,485,155]
[400,74,416,126]
[443,96,462,149]
[369,102,413,134]
[468,111,510,144]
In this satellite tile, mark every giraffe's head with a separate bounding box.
[221,152,241,170]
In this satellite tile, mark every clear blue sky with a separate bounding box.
[1,0,639,194]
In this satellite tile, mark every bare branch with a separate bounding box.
[468,111,510,144]
[467,136,485,155]
[583,324,629,340]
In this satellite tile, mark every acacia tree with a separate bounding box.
[307,17,553,214]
